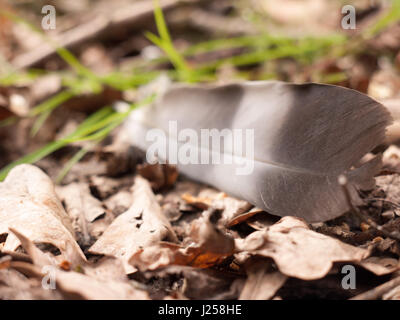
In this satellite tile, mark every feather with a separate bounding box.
[124,81,392,222]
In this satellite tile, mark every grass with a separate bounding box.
[30,90,76,136]
[0,0,399,181]
[365,0,400,37]
[0,95,155,181]
[145,0,196,82]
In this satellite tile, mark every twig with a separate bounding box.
[168,7,257,35]
[368,198,400,209]
[11,0,187,69]
[338,174,400,242]
[350,275,400,300]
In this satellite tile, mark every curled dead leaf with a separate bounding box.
[9,228,149,300]
[130,209,235,270]
[227,207,265,228]
[89,176,177,273]
[137,163,178,191]
[235,216,369,280]
[239,259,287,300]
[56,182,110,245]
[359,256,400,276]
[0,165,86,266]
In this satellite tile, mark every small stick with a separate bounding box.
[10,0,184,69]
[338,175,400,242]
[350,275,400,300]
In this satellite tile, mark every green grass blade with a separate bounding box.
[56,144,94,184]
[0,140,66,181]
[0,95,156,181]
[30,110,52,137]
[149,1,194,82]
[30,90,75,136]
[153,0,172,44]
[365,0,400,37]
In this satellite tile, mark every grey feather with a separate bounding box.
[124,81,392,222]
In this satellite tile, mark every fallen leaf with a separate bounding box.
[235,216,369,280]
[137,163,178,191]
[359,256,400,276]
[181,193,212,210]
[89,176,177,273]
[56,183,105,223]
[239,259,287,300]
[0,268,60,299]
[130,209,235,270]
[382,145,400,170]
[103,189,133,216]
[50,266,149,300]
[376,174,400,205]
[56,182,108,245]
[227,207,265,228]
[0,165,86,266]
[383,285,400,300]
[182,188,253,225]
[9,228,149,300]
[89,175,134,199]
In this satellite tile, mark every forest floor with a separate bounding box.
[1,0,400,300]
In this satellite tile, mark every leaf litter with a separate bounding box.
[2,157,400,299]
[2,0,400,301]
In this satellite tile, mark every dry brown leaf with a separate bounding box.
[182,188,253,225]
[56,182,109,245]
[211,197,253,226]
[89,176,177,273]
[227,207,265,228]
[381,99,400,143]
[8,228,55,267]
[359,256,400,276]
[130,210,235,270]
[0,268,60,300]
[9,228,149,300]
[161,202,183,222]
[0,165,86,266]
[56,183,105,223]
[383,285,400,300]
[10,258,149,300]
[89,174,134,200]
[0,255,11,269]
[181,193,212,210]
[137,163,178,191]
[52,268,149,300]
[376,174,400,205]
[239,259,287,300]
[103,190,133,216]
[235,216,369,280]
[246,213,280,230]
[382,145,400,170]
